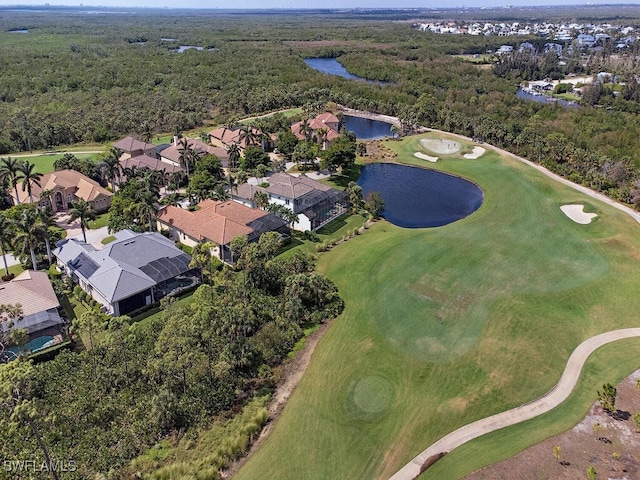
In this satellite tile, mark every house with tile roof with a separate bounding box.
[112,136,157,159]
[291,112,341,150]
[231,173,349,232]
[54,230,200,316]
[0,270,64,339]
[157,200,289,263]
[160,137,230,169]
[119,153,184,177]
[208,126,264,151]
[13,169,112,213]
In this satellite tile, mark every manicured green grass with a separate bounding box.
[10,153,99,174]
[277,213,367,258]
[101,236,116,245]
[235,133,640,480]
[88,212,110,230]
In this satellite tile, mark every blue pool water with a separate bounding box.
[357,163,483,228]
[343,115,393,140]
[7,335,55,358]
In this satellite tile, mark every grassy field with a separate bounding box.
[234,133,640,480]
[9,152,100,174]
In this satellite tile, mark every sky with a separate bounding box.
[1,0,640,10]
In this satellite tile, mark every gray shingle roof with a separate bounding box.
[54,230,193,304]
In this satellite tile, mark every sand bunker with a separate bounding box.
[414,152,438,162]
[560,204,598,224]
[420,138,461,155]
[464,146,485,159]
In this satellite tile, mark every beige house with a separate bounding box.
[112,136,156,160]
[160,137,230,168]
[14,169,112,213]
[157,200,289,263]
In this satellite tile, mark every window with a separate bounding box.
[67,193,72,203]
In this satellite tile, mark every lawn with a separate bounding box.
[88,212,110,230]
[235,133,640,480]
[11,153,99,174]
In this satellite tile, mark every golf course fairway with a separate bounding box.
[234,133,640,480]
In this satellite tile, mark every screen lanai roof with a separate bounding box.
[54,230,193,303]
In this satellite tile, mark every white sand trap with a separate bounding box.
[420,138,461,155]
[414,152,438,162]
[560,204,598,224]
[463,146,485,159]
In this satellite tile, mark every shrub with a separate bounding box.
[1,273,15,282]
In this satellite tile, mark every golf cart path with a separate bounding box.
[389,328,640,480]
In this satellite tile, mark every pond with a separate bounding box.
[357,163,483,228]
[516,87,579,108]
[343,115,393,140]
[177,45,204,53]
[304,58,387,85]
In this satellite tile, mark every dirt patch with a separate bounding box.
[414,152,438,162]
[420,138,461,155]
[222,322,332,478]
[464,369,640,480]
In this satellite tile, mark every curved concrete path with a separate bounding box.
[389,328,640,480]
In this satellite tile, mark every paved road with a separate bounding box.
[389,328,640,480]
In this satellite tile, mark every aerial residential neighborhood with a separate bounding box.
[3,5,640,480]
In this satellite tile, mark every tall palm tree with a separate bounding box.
[101,147,122,191]
[135,194,157,232]
[18,161,42,204]
[238,125,259,148]
[12,207,44,271]
[67,199,96,244]
[178,138,194,177]
[0,157,22,205]
[36,209,56,267]
[0,213,14,277]
[227,143,241,169]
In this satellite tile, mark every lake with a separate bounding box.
[304,58,387,85]
[343,115,393,140]
[357,163,483,228]
[516,87,578,108]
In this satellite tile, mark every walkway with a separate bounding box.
[389,328,640,480]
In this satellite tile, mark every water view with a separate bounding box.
[343,115,393,140]
[516,87,579,108]
[357,163,483,228]
[304,58,387,85]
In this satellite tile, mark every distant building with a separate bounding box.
[160,137,230,169]
[290,112,341,150]
[112,136,156,159]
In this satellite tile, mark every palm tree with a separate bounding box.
[67,199,96,243]
[141,122,154,144]
[39,189,54,211]
[36,209,56,267]
[18,161,42,204]
[316,127,329,150]
[12,207,44,271]
[299,117,313,142]
[238,125,259,148]
[101,147,122,191]
[253,191,269,210]
[0,213,14,277]
[178,138,194,177]
[0,157,22,205]
[227,143,241,169]
[135,194,157,232]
